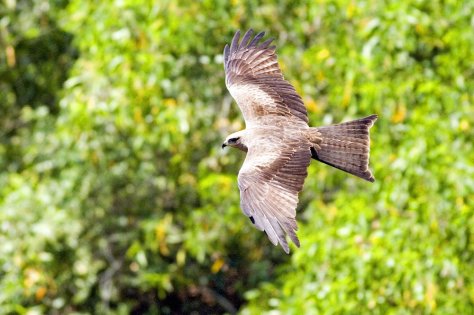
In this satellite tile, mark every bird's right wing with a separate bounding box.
[224,29,308,127]
[237,136,311,253]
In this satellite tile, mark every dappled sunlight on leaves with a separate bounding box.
[1,0,473,314]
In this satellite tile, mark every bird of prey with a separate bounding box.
[222,29,377,253]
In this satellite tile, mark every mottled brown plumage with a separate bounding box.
[222,29,377,253]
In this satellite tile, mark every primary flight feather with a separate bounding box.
[222,29,377,253]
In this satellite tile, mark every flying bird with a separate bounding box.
[222,29,377,253]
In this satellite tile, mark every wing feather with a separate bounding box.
[230,30,241,54]
[239,29,254,48]
[238,137,311,253]
[224,29,308,126]
[248,31,265,47]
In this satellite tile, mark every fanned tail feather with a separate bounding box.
[311,115,378,182]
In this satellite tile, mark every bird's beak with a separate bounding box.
[221,143,227,149]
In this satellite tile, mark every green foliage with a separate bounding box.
[1,0,473,314]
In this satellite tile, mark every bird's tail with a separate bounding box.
[310,115,378,182]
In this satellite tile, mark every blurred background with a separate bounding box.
[1,0,473,314]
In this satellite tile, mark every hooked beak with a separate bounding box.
[221,143,227,149]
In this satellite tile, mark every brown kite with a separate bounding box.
[222,29,377,253]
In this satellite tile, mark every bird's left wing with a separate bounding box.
[237,135,311,253]
[224,29,308,127]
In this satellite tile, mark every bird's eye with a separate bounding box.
[228,137,239,143]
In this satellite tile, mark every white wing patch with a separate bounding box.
[227,82,279,126]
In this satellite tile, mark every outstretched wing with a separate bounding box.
[224,29,308,127]
[238,135,311,253]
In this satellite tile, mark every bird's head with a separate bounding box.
[222,130,248,152]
